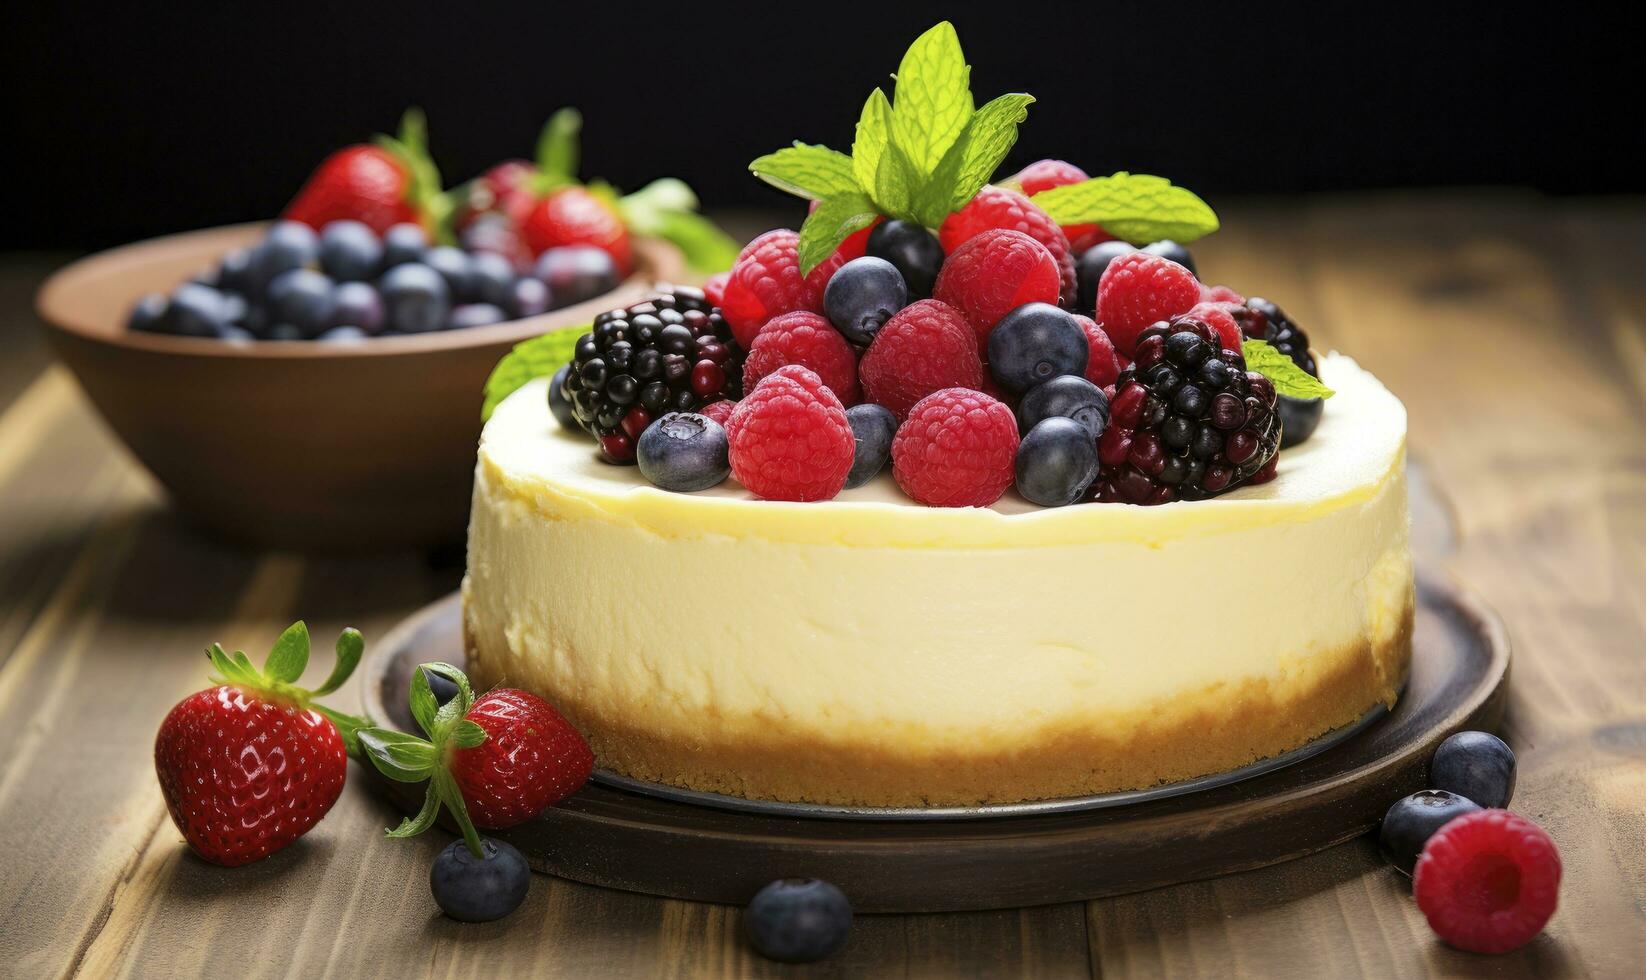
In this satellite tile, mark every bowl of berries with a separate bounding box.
[36,110,734,551]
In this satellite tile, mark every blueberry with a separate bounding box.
[987,303,1088,394]
[535,246,619,308]
[508,276,551,319]
[251,221,319,296]
[265,323,306,342]
[744,878,852,964]
[163,283,231,337]
[866,220,943,298]
[469,251,518,308]
[1431,731,1516,810]
[844,403,897,488]
[217,247,254,294]
[381,223,429,269]
[318,220,383,281]
[1075,241,1136,312]
[636,413,730,492]
[1378,789,1482,876]
[266,268,335,337]
[424,246,475,301]
[379,263,451,334]
[429,838,530,922]
[547,365,579,430]
[1016,417,1100,506]
[127,292,169,333]
[426,669,460,706]
[1278,395,1324,448]
[824,257,907,346]
[217,323,255,343]
[1017,375,1109,439]
[329,280,386,335]
[448,303,508,330]
[1142,240,1196,276]
[317,325,367,343]
[219,291,249,326]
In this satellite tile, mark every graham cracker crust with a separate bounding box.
[465,601,1414,808]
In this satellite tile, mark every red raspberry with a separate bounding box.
[1007,159,1113,252]
[1414,809,1561,954]
[1201,283,1245,305]
[698,399,736,427]
[892,388,1019,507]
[743,310,861,406]
[721,229,844,349]
[1074,314,1121,387]
[933,230,1061,346]
[1095,252,1201,357]
[939,186,1076,305]
[859,299,983,417]
[1187,301,1244,353]
[702,271,730,309]
[725,366,854,501]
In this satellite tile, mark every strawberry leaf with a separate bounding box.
[434,767,486,857]
[263,621,310,684]
[409,666,440,738]
[359,728,439,782]
[386,785,442,839]
[482,325,587,421]
[852,89,892,194]
[748,144,859,200]
[889,21,973,175]
[1030,172,1219,244]
[311,628,363,697]
[1241,340,1336,400]
[536,107,582,183]
[917,92,1035,226]
[312,704,366,757]
[798,192,881,276]
[617,179,740,273]
[451,719,489,749]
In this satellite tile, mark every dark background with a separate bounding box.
[4,3,1635,250]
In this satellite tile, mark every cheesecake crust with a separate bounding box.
[465,597,1413,808]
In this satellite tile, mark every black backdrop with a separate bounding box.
[4,2,1634,249]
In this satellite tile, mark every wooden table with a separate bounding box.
[2,194,1643,978]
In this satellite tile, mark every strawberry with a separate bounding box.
[359,664,592,855]
[154,622,367,867]
[522,187,632,274]
[283,109,445,235]
[453,159,539,233]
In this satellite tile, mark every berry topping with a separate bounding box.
[745,879,853,964]
[986,302,1089,394]
[430,838,531,923]
[892,388,1019,507]
[1094,317,1281,504]
[725,366,855,501]
[699,399,737,427]
[1094,251,1202,357]
[1017,375,1109,440]
[702,270,730,309]
[824,256,908,345]
[1076,240,1137,313]
[722,229,844,349]
[1186,300,1244,353]
[933,229,1061,345]
[1016,417,1100,506]
[844,403,898,489]
[547,364,579,429]
[1141,239,1196,276]
[743,310,862,406]
[1431,731,1517,810]
[1075,314,1123,387]
[939,186,1077,306]
[637,413,732,492]
[859,299,984,418]
[1201,283,1245,305]
[1233,296,1323,447]
[866,220,945,299]
[1379,789,1483,876]
[1414,810,1561,954]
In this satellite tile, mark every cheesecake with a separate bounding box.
[462,353,1412,807]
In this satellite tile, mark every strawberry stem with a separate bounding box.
[205,622,372,755]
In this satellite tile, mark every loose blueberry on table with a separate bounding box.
[744,878,853,964]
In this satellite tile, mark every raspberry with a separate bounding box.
[1186,301,1243,352]
[721,230,844,349]
[1201,283,1245,305]
[939,187,1077,306]
[1074,314,1121,388]
[699,399,736,427]
[1414,809,1561,954]
[1007,159,1112,253]
[725,366,854,501]
[1095,252,1202,357]
[892,388,1019,507]
[743,310,861,406]
[933,230,1061,346]
[859,300,983,417]
[702,271,730,309]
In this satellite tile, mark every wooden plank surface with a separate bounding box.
[0,194,1642,979]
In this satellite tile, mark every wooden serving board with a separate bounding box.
[356,572,1508,913]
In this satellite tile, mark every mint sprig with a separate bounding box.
[615,178,740,274]
[1029,172,1219,244]
[481,325,588,420]
[206,622,370,755]
[358,662,491,858]
[747,21,1033,274]
[1242,339,1336,400]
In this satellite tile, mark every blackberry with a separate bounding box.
[1233,297,1322,447]
[560,287,742,463]
[1094,316,1280,505]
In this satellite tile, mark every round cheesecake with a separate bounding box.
[462,354,1413,807]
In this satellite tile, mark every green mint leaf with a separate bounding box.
[359,728,439,782]
[747,144,859,201]
[408,666,440,738]
[535,107,582,181]
[482,325,587,421]
[1241,340,1336,400]
[385,785,442,839]
[450,719,489,749]
[852,89,892,193]
[889,21,973,175]
[917,92,1035,226]
[262,621,310,684]
[1030,172,1219,244]
[872,141,920,221]
[617,179,740,274]
[798,192,881,276]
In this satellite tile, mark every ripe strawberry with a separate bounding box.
[154,622,366,867]
[359,664,593,855]
[454,159,539,232]
[284,109,444,235]
[522,186,633,276]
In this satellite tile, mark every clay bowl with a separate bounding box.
[36,223,684,551]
